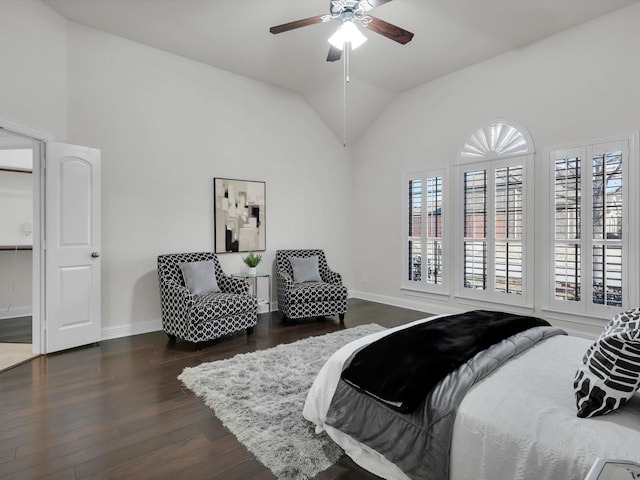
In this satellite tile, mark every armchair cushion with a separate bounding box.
[192,292,256,321]
[288,282,348,304]
[180,260,220,295]
[290,256,322,284]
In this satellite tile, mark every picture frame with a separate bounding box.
[213,177,266,253]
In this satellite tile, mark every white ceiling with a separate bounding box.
[43,0,638,145]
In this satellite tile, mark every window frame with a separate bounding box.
[401,168,448,297]
[453,120,535,312]
[544,133,640,323]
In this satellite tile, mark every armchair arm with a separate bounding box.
[323,269,343,285]
[277,271,294,292]
[218,274,251,295]
[160,281,194,323]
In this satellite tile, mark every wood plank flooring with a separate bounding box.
[0,299,430,480]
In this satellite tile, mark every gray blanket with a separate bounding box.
[324,325,566,480]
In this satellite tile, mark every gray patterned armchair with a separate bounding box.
[157,252,257,348]
[276,249,348,323]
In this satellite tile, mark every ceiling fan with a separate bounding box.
[269,0,414,62]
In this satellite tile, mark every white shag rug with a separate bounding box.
[178,324,385,480]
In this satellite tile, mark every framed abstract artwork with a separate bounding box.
[213,177,266,253]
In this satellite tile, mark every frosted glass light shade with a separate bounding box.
[328,21,367,50]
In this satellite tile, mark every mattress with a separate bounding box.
[303,316,640,480]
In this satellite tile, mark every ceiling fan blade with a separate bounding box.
[270,15,324,34]
[327,45,342,62]
[366,16,414,44]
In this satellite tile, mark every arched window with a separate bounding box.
[455,120,534,309]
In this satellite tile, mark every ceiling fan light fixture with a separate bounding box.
[328,20,367,50]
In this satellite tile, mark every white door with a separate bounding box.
[45,142,101,353]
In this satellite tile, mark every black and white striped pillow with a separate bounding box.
[574,308,640,418]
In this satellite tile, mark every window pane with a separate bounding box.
[495,241,522,295]
[555,157,581,240]
[426,240,442,285]
[408,179,422,237]
[593,245,622,306]
[495,166,523,240]
[425,175,443,286]
[408,179,422,283]
[554,244,581,301]
[592,151,622,240]
[426,176,442,239]
[464,170,486,239]
[464,241,486,290]
[408,240,421,282]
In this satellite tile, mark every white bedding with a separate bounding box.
[303,316,640,480]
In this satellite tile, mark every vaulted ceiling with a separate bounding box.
[43,0,638,145]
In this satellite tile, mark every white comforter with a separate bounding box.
[303,316,640,480]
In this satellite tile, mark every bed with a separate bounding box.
[303,312,640,480]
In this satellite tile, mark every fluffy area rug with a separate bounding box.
[178,323,385,480]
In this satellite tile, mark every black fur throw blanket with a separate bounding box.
[341,310,550,413]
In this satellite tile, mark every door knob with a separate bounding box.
[91,251,100,258]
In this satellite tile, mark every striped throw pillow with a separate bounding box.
[574,308,640,418]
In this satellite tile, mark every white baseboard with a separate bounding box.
[349,290,462,316]
[0,306,32,320]
[101,319,163,341]
[100,306,278,340]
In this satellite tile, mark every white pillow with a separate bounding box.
[574,308,640,418]
[289,256,322,284]
[179,260,220,294]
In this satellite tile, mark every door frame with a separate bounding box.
[0,116,52,355]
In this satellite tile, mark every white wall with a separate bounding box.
[0,0,67,138]
[351,3,640,337]
[65,24,353,338]
[0,170,33,247]
[0,0,64,325]
[0,250,32,318]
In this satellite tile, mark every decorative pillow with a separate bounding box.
[289,256,322,284]
[574,308,640,418]
[179,260,220,295]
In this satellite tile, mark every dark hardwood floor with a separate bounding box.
[0,299,430,480]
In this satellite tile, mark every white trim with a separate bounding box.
[350,289,462,317]
[101,319,163,341]
[0,306,32,320]
[0,117,51,356]
[101,302,278,340]
[0,116,53,142]
[33,142,45,355]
